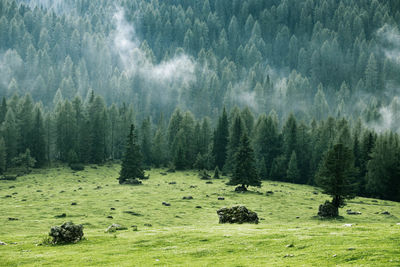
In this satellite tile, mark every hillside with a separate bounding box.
[0,165,399,266]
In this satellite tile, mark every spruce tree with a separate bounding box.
[315,143,357,214]
[287,151,300,183]
[229,133,260,191]
[118,124,145,185]
[212,107,229,169]
[30,107,46,167]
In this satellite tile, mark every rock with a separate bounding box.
[71,202,77,206]
[182,196,193,200]
[346,210,362,215]
[131,225,138,231]
[5,195,12,198]
[266,191,274,195]
[49,222,84,244]
[105,224,127,233]
[217,205,259,224]
[196,206,202,209]
[313,191,319,195]
[162,202,171,206]
[234,186,247,192]
[344,224,354,227]
[396,223,400,225]
[110,207,116,210]
[286,244,294,248]
[144,223,152,227]
[284,254,294,258]
[9,186,15,189]
[107,216,113,219]
[8,217,18,221]
[123,211,142,216]
[381,211,391,215]
[333,254,337,257]
[296,216,300,219]
[218,197,225,200]
[0,241,7,245]
[318,201,338,218]
[55,213,67,218]
[189,185,197,188]
[59,190,65,193]
[348,248,356,251]
[168,181,176,185]
[94,186,102,190]
[206,181,213,184]
[120,178,142,185]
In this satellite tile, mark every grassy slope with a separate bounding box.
[0,165,399,266]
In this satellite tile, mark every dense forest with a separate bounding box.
[0,0,400,202]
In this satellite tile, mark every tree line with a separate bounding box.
[0,92,399,202]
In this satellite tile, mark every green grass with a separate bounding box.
[0,164,399,266]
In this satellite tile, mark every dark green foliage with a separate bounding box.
[287,151,300,183]
[30,107,46,167]
[229,133,260,189]
[366,133,400,202]
[316,144,357,210]
[12,149,36,174]
[214,166,220,179]
[118,124,145,184]
[70,163,84,171]
[212,108,229,170]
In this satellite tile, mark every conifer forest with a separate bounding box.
[1,1,400,266]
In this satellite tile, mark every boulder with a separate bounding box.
[182,196,193,200]
[217,205,259,224]
[218,197,225,200]
[346,209,362,215]
[49,222,84,244]
[318,201,338,218]
[0,241,7,245]
[162,202,171,206]
[381,211,391,215]
[54,213,67,218]
[105,224,127,233]
[235,186,247,192]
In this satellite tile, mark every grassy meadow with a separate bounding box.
[0,164,399,266]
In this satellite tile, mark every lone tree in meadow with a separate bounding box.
[118,124,145,185]
[315,143,357,216]
[229,133,261,191]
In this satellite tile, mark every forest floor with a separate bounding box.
[0,164,399,266]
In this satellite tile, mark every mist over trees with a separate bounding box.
[1,0,400,202]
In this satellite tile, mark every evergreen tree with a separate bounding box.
[316,143,357,213]
[30,106,46,167]
[212,107,229,169]
[287,151,300,183]
[119,124,145,184]
[229,133,260,191]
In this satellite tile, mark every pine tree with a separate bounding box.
[287,151,300,183]
[316,143,357,214]
[229,133,260,191]
[30,107,46,167]
[119,124,145,185]
[212,107,229,169]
